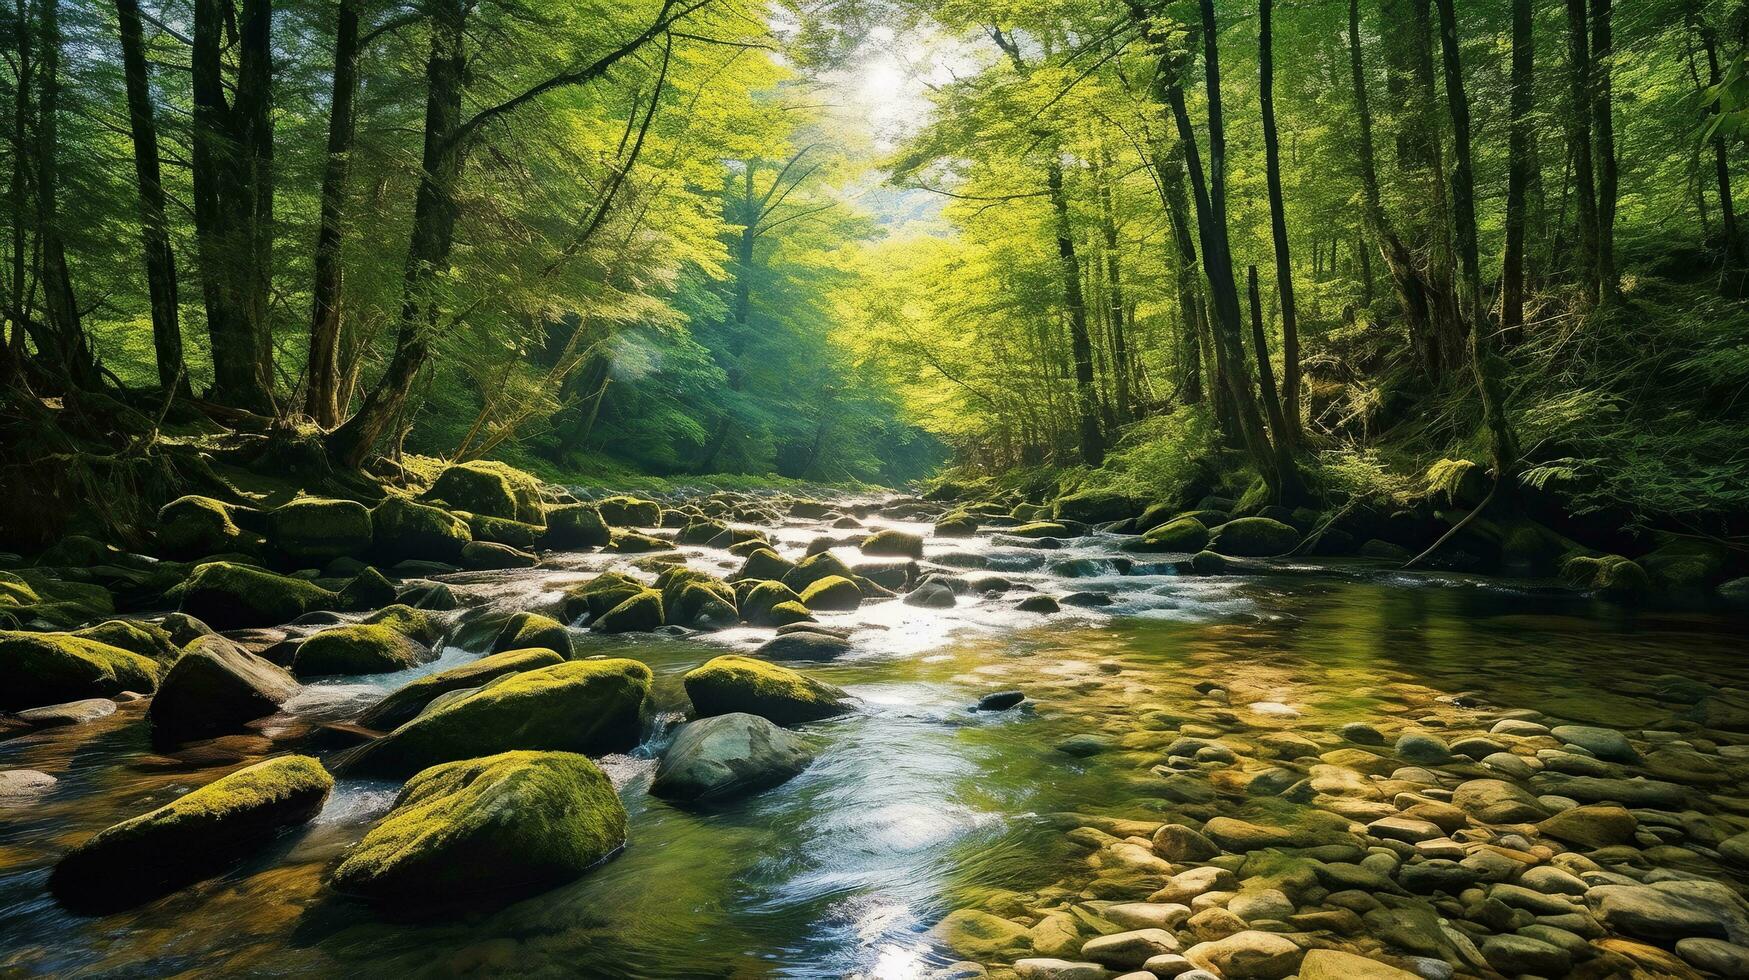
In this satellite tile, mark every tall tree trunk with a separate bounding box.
[1155,144,1203,406]
[115,0,186,393]
[1045,157,1105,467]
[192,0,276,412]
[694,166,757,474]
[306,0,361,426]
[1258,0,1300,446]
[328,0,466,466]
[1590,0,1618,302]
[1246,265,1291,450]
[1502,0,1534,342]
[1435,0,1518,492]
[1565,0,1600,304]
[35,0,96,387]
[1697,13,1744,269]
[1095,150,1133,423]
[7,0,30,377]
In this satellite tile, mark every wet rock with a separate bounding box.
[1105,902,1191,931]
[755,630,852,660]
[1017,595,1061,614]
[1056,734,1111,757]
[0,769,57,805]
[330,750,621,905]
[49,755,331,912]
[1394,732,1453,764]
[1082,928,1179,968]
[591,589,665,634]
[594,496,662,527]
[652,712,814,802]
[1529,773,1686,807]
[1591,880,1749,944]
[1152,823,1219,863]
[267,498,373,562]
[1550,724,1638,762]
[1206,518,1298,557]
[1492,719,1550,737]
[357,648,564,731]
[1676,938,1749,977]
[904,581,957,609]
[684,655,852,725]
[975,691,1025,712]
[1296,949,1421,980]
[370,496,473,563]
[1151,866,1236,904]
[16,697,116,728]
[1060,591,1114,608]
[1452,778,1548,822]
[460,540,538,570]
[1481,934,1569,976]
[1203,816,1300,852]
[1012,959,1105,980]
[1183,929,1302,978]
[540,503,610,548]
[928,909,1031,959]
[147,635,298,744]
[1537,803,1637,848]
[861,529,923,559]
[292,624,433,678]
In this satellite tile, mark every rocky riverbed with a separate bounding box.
[2,475,1749,978]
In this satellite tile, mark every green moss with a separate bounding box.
[541,503,610,549]
[267,498,373,561]
[328,750,624,904]
[357,648,565,731]
[1126,516,1210,553]
[336,567,397,611]
[0,629,161,710]
[424,461,547,525]
[1641,533,1730,591]
[490,611,572,657]
[370,496,473,563]
[0,572,41,606]
[340,659,652,778]
[595,496,663,527]
[683,655,851,725]
[364,604,438,643]
[293,624,433,678]
[1207,517,1300,557]
[668,582,737,629]
[1052,489,1135,523]
[72,619,180,661]
[741,580,804,625]
[738,548,795,582]
[592,589,665,634]
[780,551,853,592]
[561,572,644,622]
[933,510,980,537]
[766,600,814,626]
[177,561,337,630]
[861,529,923,558]
[676,519,730,545]
[799,575,861,611]
[156,495,251,559]
[1007,521,1069,539]
[1562,554,1651,598]
[462,513,543,548]
[49,755,332,912]
[607,529,671,553]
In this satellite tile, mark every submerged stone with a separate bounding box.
[651,712,815,802]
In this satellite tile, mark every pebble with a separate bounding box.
[1394,732,1453,764]
[1551,724,1639,762]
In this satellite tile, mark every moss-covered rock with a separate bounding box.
[1207,517,1299,557]
[463,513,542,549]
[780,551,854,593]
[591,589,665,634]
[460,540,538,570]
[595,496,662,527]
[683,655,851,725]
[329,750,623,905]
[738,548,795,582]
[1124,516,1210,554]
[741,581,805,626]
[799,575,861,611]
[676,519,730,546]
[492,611,572,657]
[0,571,115,629]
[338,659,652,778]
[1562,554,1651,598]
[765,600,814,626]
[72,619,180,661]
[1053,489,1136,524]
[176,561,337,631]
[156,495,253,559]
[357,648,566,731]
[157,612,215,647]
[336,567,397,612]
[424,461,546,525]
[540,503,610,549]
[370,496,473,564]
[266,498,373,562]
[1641,533,1731,592]
[292,624,434,678]
[0,630,160,710]
[49,755,332,912]
[933,510,980,537]
[651,712,815,802]
[606,529,671,553]
[860,529,924,559]
[560,572,644,622]
[147,635,299,743]
[1007,521,1069,539]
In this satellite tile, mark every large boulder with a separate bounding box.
[156,495,253,559]
[780,551,854,593]
[0,630,160,710]
[329,751,623,905]
[738,548,795,582]
[460,540,538,570]
[370,496,472,563]
[1053,490,1135,524]
[1562,554,1650,599]
[560,572,644,622]
[651,712,815,802]
[423,461,545,525]
[799,575,861,611]
[1124,516,1210,554]
[1207,518,1299,557]
[462,514,542,549]
[147,635,299,743]
[48,755,332,912]
[267,498,373,562]
[860,529,923,559]
[683,656,852,725]
[292,624,434,678]
[540,503,610,549]
[591,589,665,634]
[740,581,805,625]
[356,648,565,731]
[339,659,651,778]
[594,496,662,527]
[491,611,572,657]
[71,620,179,662]
[754,630,851,660]
[175,562,336,631]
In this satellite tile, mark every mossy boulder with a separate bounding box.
[540,503,610,549]
[561,572,644,622]
[460,540,538,570]
[1207,517,1299,557]
[1053,489,1135,524]
[1641,533,1731,592]
[463,513,542,549]
[266,498,373,562]
[738,548,795,582]
[934,510,980,537]
[926,909,1032,960]
[595,496,662,527]
[176,562,337,631]
[0,630,160,710]
[338,659,651,778]
[328,751,623,905]
[591,589,665,634]
[665,583,737,630]
[147,635,299,743]
[1563,554,1651,598]
[799,575,861,611]
[156,495,253,559]
[49,755,332,912]
[357,648,566,731]
[370,496,473,563]
[683,655,851,725]
[765,600,814,626]
[336,567,397,612]
[1124,516,1210,554]
[606,529,670,553]
[72,619,180,662]
[676,519,730,546]
[292,624,434,678]
[1008,521,1069,539]
[741,581,805,626]
[860,529,924,559]
[424,461,546,525]
[492,611,572,658]
[651,712,815,802]
[780,551,854,593]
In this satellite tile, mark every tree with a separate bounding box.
[1502,0,1534,340]
[114,0,185,392]
[1258,0,1299,446]
[35,0,96,387]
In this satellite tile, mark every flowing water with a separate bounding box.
[2,504,1747,978]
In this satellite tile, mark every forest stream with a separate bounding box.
[4,495,1749,979]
